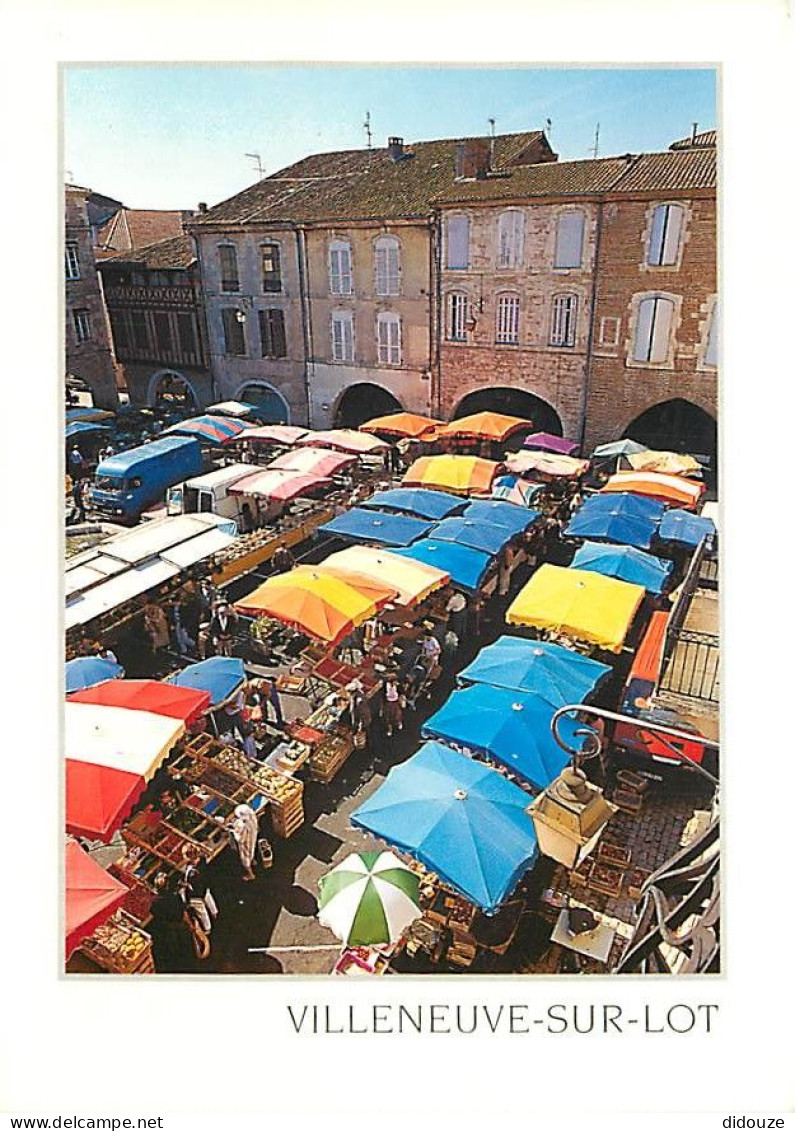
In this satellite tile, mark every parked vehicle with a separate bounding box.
[166,464,262,530]
[90,436,204,523]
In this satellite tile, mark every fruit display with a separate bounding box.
[81,911,154,974]
[201,768,240,796]
[211,745,257,778]
[164,807,205,836]
[307,731,354,784]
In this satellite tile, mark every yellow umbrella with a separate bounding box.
[403,455,498,496]
[627,450,702,476]
[506,564,645,653]
[322,546,450,606]
[234,566,396,645]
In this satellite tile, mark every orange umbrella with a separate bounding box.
[602,471,704,510]
[435,412,532,443]
[361,412,441,439]
[234,567,396,645]
[403,455,499,496]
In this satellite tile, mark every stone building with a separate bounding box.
[97,234,212,409]
[585,141,718,467]
[65,184,119,409]
[187,130,556,426]
[96,207,193,258]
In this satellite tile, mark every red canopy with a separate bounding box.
[65,841,128,958]
[66,760,145,842]
[68,679,210,724]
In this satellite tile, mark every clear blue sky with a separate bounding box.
[64,65,717,210]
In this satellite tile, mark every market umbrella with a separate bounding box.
[165,657,246,708]
[564,492,665,550]
[436,412,532,443]
[296,428,388,455]
[491,474,544,508]
[602,471,704,510]
[592,439,648,460]
[206,400,265,419]
[66,760,145,842]
[65,702,185,781]
[431,515,530,557]
[458,637,611,703]
[657,508,716,549]
[351,741,539,913]
[270,446,357,477]
[233,567,396,645]
[65,841,129,958]
[66,420,110,441]
[65,656,124,695]
[461,499,543,536]
[571,541,674,595]
[319,507,436,548]
[393,539,494,593]
[229,468,331,501]
[421,683,583,792]
[403,455,498,496]
[164,414,250,445]
[68,678,211,724]
[627,449,702,476]
[244,424,309,446]
[321,546,450,607]
[506,564,646,653]
[523,432,579,456]
[505,451,590,478]
[317,851,422,947]
[65,408,116,424]
[361,411,441,439]
[360,487,463,521]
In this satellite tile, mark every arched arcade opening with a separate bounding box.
[623,399,717,471]
[453,388,563,449]
[236,383,290,423]
[149,370,199,412]
[334,383,402,429]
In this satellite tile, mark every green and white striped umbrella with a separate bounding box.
[317,851,422,947]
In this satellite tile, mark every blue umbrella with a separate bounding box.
[432,516,520,556]
[319,508,435,547]
[565,492,665,550]
[421,684,586,792]
[351,741,539,913]
[571,541,673,595]
[360,488,463,521]
[592,439,648,459]
[65,656,123,694]
[165,657,245,708]
[66,420,111,441]
[393,539,494,592]
[458,637,611,702]
[461,500,542,535]
[657,508,716,549]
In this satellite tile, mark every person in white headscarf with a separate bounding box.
[228,804,258,881]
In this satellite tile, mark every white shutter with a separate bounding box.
[497,212,524,269]
[330,242,352,294]
[332,313,353,361]
[649,205,684,266]
[649,298,674,363]
[633,297,656,361]
[378,314,401,364]
[555,211,585,269]
[550,296,568,346]
[662,205,683,264]
[648,207,667,266]
[705,300,718,367]
[375,238,399,295]
[447,216,469,270]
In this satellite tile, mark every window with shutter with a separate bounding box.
[377,313,401,364]
[375,236,400,296]
[497,211,524,270]
[329,241,352,294]
[261,243,282,293]
[648,204,684,266]
[633,296,675,363]
[65,242,80,280]
[554,211,585,269]
[222,308,246,356]
[447,293,469,341]
[219,245,239,292]
[550,294,578,347]
[331,312,354,361]
[446,216,469,270]
[704,300,718,367]
[259,308,287,358]
[73,309,91,343]
[496,295,520,343]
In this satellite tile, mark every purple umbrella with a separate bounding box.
[523,432,579,456]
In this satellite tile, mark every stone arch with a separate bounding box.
[333,382,403,429]
[147,369,200,410]
[233,381,291,423]
[452,387,563,435]
[623,398,717,468]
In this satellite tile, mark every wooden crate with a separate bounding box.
[307,732,355,783]
[613,788,644,814]
[597,841,632,868]
[587,862,625,898]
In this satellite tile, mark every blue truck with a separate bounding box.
[90,435,205,523]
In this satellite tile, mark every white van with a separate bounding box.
[166,464,257,530]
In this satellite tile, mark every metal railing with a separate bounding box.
[658,628,720,703]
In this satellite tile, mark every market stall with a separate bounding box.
[296,429,388,456]
[656,508,717,550]
[65,655,123,693]
[361,412,441,439]
[318,507,436,548]
[570,542,674,595]
[505,451,590,479]
[457,637,611,702]
[433,411,531,446]
[392,538,495,594]
[403,454,499,497]
[601,470,704,510]
[564,492,665,551]
[164,414,251,445]
[626,449,702,476]
[65,841,132,958]
[269,446,357,478]
[359,487,464,521]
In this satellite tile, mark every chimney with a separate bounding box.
[198,202,208,214]
[387,136,405,162]
[691,122,699,144]
[455,138,492,180]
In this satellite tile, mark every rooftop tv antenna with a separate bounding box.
[363,111,373,150]
[589,122,600,159]
[545,117,553,138]
[245,152,265,180]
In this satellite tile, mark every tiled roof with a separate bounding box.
[98,234,197,271]
[190,132,551,226]
[436,156,633,204]
[98,208,188,254]
[669,129,717,150]
[611,148,716,193]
